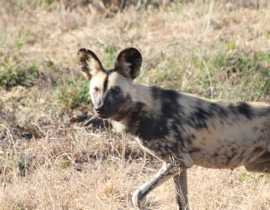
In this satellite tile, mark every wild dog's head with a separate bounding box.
[77,47,142,120]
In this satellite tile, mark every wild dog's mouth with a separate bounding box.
[95,108,120,119]
[93,94,134,120]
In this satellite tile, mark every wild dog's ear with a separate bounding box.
[114,48,142,80]
[77,48,103,80]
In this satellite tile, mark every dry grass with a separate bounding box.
[1,0,270,209]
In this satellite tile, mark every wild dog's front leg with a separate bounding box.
[132,162,179,210]
[132,158,193,210]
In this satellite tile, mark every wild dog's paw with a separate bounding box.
[132,189,147,210]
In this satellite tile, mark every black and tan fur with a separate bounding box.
[77,47,270,210]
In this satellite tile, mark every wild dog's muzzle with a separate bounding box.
[95,104,106,115]
[94,96,118,119]
[94,104,111,119]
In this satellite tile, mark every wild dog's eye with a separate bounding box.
[93,87,99,93]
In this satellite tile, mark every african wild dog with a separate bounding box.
[77,47,270,210]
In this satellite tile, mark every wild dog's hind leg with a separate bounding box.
[245,151,270,173]
[174,170,189,210]
[132,154,193,210]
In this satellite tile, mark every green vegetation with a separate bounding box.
[240,171,270,183]
[53,76,91,109]
[0,60,39,90]
[239,171,254,182]
[103,44,118,69]
[10,0,56,8]
[210,50,270,99]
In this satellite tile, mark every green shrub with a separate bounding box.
[53,76,91,109]
[0,63,39,90]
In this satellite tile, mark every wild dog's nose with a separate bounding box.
[95,105,106,114]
